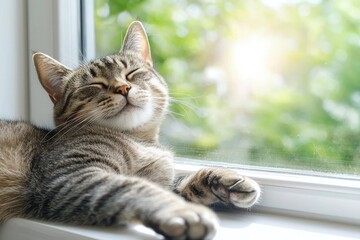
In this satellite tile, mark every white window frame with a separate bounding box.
[26,0,360,228]
[176,159,360,225]
[28,0,81,127]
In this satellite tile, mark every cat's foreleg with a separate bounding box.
[31,173,217,240]
[173,168,261,208]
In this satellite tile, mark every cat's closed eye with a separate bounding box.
[126,68,140,80]
[77,82,108,91]
[89,82,108,89]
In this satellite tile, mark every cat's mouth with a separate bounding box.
[102,103,135,120]
[100,96,153,130]
[120,103,136,113]
[116,102,141,116]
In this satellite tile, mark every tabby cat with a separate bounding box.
[0,21,260,240]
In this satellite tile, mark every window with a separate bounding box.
[85,1,360,224]
[90,0,360,177]
[23,0,360,228]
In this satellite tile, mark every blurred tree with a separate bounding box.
[94,0,360,174]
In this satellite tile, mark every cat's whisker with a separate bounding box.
[170,94,203,100]
[54,105,102,128]
[173,96,203,100]
[172,100,203,117]
[151,96,200,101]
[54,109,104,140]
[63,109,106,139]
[170,99,201,111]
[168,89,195,95]
[151,103,185,118]
[162,108,185,117]
[153,95,202,117]
[41,109,95,142]
[64,107,96,122]
[43,109,100,143]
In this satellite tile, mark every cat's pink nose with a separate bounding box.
[114,84,131,97]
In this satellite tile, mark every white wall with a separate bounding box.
[0,0,29,120]
[0,0,81,127]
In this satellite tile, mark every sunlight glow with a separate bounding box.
[229,35,284,95]
[231,37,272,77]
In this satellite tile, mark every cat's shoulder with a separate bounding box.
[0,119,45,129]
[0,119,50,150]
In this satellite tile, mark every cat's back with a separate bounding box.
[0,120,45,161]
[0,120,46,221]
[1,118,44,140]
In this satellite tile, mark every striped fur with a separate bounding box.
[0,21,260,239]
[0,121,45,222]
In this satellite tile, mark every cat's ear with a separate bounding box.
[32,52,71,103]
[121,21,152,66]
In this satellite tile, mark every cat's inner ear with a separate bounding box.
[32,52,71,103]
[121,21,153,66]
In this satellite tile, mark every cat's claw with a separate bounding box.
[209,169,261,208]
[153,203,218,240]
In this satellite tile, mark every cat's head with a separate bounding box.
[33,21,168,140]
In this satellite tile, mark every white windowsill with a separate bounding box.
[1,162,359,240]
[1,211,359,240]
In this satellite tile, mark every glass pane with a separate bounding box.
[92,0,360,176]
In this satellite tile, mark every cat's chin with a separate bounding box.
[99,102,154,131]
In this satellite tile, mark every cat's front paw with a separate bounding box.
[150,203,218,240]
[209,168,261,208]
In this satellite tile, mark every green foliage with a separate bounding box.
[95,0,360,175]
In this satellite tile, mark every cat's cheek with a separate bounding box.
[126,86,150,108]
